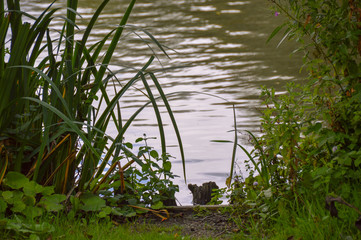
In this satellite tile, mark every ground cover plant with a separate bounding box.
[0,0,186,238]
[226,0,361,238]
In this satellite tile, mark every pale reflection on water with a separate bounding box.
[21,0,303,204]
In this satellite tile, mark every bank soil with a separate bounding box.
[131,206,241,239]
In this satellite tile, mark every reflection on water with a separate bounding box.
[21,0,303,204]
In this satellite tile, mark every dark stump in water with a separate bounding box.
[188,181,219,205]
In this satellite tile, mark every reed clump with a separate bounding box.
[0,1,185,236]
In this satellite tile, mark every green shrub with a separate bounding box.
[230,0,361,237]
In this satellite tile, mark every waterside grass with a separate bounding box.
[0,0,184,196]
[0,0,187,237]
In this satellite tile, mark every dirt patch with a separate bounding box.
[131,206,241,239]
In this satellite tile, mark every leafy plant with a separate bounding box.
[0,172,66,217]
[0,141,178,237]
[227,0,361,236]
[0,171,67,239]
[95,136,179,210]
[265,0,361,199]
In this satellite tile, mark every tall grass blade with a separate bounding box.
[91,0,136,98]
[74,0,110,68]
[228,105,238,187]
[126,25,170,59]
[23,97,100,159]
[139,72,166,155]
[149,72,186,182]
[79,56,154,188]
[12,65,72,117]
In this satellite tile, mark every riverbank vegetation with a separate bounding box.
[0,0,185,238]
[225,0,361,238]
[2,0,361,239]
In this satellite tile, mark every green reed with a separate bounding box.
[0,0,185,195]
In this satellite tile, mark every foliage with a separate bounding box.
[0,0,184,194]
[0,171,64,238]
[0,0,184,238]
[209,187,227,205]
[0,142,177,238]
[83,137,179,216]
[228,0,361,237]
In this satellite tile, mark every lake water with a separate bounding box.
[21,0,304,205]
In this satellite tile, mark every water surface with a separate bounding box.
[21,0,304,204]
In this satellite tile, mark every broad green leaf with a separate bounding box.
[31,222,55,233]
[70,195,81,212]
[355,157,361,167]
[127,198,137,205]
[79,192,106,212]
[2,191,13,203]
[98,206,112,218]
[163,161,172,172]
[23,181,44,197]
[38,194,66,212]
[23,195,36,206]
[142,164,150,172]
[97,211,107,218]
[3,190,23,205]
[4,172,29,189]
[23,206,43,220]
[0,198,7,213]
[152,201,163,210]
[125,142,133,149]
[6,220,23,231]
[111,207,125,216]
[150,150,159,159]
[11,201,26,213]
[41,186,55,196]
